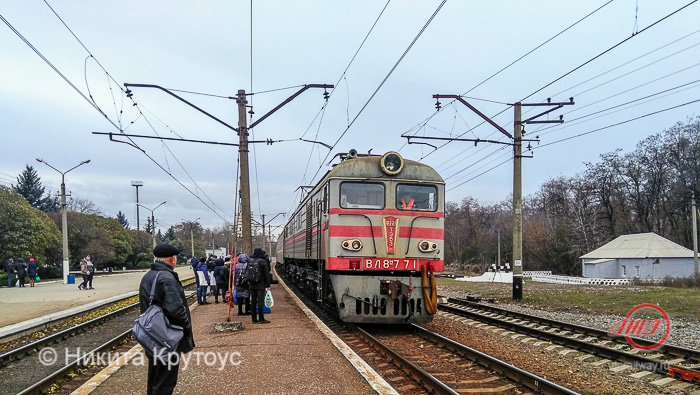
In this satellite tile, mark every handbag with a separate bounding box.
[132,272,184,358]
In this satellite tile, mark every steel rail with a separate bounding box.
[16,291,198,394]
[0,278,196,366]
[448,297,700,362]
[441,299,698,379]
[351,324,461,395]
[410,324,580,395]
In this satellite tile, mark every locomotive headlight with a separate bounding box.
[418,240,438,252]
[342,239,363,251]
[380,151,404,176]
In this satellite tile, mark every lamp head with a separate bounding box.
[36,158,44,163]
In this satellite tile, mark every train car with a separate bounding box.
[281,150,444,324]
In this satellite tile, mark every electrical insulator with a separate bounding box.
[435,100,441,110]
[323,90,329,100]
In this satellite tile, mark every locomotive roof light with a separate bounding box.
[380,151,404,176]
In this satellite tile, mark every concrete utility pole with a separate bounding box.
[237,90,253,254]
[131,181,143,230]
[121,83,332,257]
[693,192,698,276]
[512,103,523,300]
[36,158,90,284]
[408,95,573,301]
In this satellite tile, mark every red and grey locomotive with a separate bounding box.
[280,150,443,324]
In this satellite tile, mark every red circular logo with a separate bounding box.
[622,304,670,351]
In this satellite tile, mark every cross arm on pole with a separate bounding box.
[249,84,334,129]
[433,94,513,139]
[124,83,238,132]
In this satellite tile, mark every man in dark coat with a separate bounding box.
[5,258,14,287]
[15,258,27,288]
[249,247,271,324]
[138,244,195,395]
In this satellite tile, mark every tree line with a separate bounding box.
[1,167,277,278]
[445,117,700,276]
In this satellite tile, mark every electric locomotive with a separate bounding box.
[280,150,444,324]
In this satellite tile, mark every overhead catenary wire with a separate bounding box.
[34,1,237,224]
[308,0,448,185]
[4,15,230,224]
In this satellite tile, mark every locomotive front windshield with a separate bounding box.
[397,184,437,211]
[340,182,385,209]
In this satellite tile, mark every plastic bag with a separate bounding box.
[232,289,238,305]
[35,276,40,282]
[264,289,274,308]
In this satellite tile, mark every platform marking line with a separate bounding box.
[69,344,144,395]
[276,271,399,395]
[70,300,200,395]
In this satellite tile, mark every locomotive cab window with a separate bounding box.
[397,184,437,211]
[340,182,385,209]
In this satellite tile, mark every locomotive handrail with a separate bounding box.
[405,216,439,254]
[339,213,377,254]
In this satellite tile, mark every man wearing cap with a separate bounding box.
[138,244,195,395]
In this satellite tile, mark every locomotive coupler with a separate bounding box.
[380,280,412,300]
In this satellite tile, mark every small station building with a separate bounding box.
[580,232,696,279]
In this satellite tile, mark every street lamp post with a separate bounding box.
[36,158,90,284]
[138,201,166,251]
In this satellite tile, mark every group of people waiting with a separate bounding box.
[190,247,271,324]
[4,257,38,288]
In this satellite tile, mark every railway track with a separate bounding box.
[0,278,196,395]
[280,270,578,394]
[441,297,700,387]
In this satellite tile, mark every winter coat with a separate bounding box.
[138,260,195,354]
[80,261,88,275]
[213,265,226,286]
[196,262,210,285]
[234,255,250,298]
[27,261,37,277]
[248,248,271,290]
[86,261,94,275]
[190,258,198,270]
[4,259,14,275]
[206,259,216,271]
[15,259,27,278]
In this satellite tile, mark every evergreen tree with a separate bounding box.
[12,165,59,212]
[145,216,154,234]
[117,211,130,229]
[163,226,177,243]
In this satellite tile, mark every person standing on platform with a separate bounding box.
[138,243,194,395]
[213,258,226,303]
[221,257,231,303]
[85,256,95,290]
[5,258,15,287]
[190,256,199,287]
[15,258,27,288]
[196,258,210,305]
[234,253,251,315]
[248,248,271,324]
[27,258,37,288]
[78,259,88,290]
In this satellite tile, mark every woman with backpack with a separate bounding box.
[234,254,251,315]
[248,248,271,324]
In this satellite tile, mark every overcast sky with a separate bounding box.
[1,1,699,239]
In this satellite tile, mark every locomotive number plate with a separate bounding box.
[364,258,418,271]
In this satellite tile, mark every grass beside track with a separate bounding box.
[438,278,700,319]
